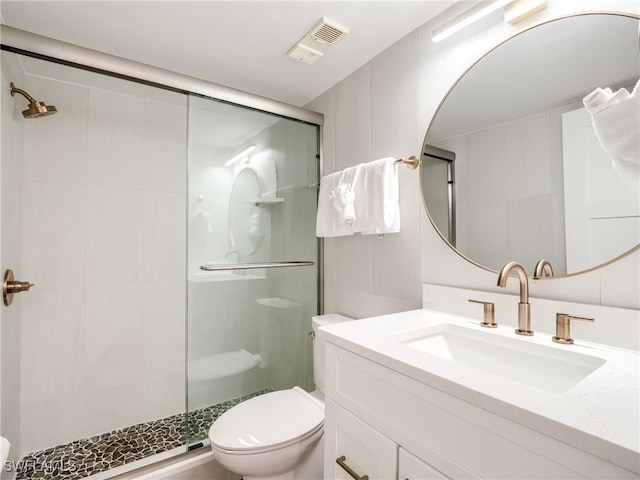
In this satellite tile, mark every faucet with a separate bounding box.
[497,261,533,336]
[533,259,554,279]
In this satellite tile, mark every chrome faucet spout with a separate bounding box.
[533,259,554,279]
[497,261,529,303]
[497,261,533,336]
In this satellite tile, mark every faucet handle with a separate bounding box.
[553,313,595,345]
[468,299,497,328]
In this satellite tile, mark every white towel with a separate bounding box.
[316,158,400,237]
[332,164,362,225]
[316,169,357,237]
[583,87,615,114]
[584,79,640,191]
[352,157,400,235]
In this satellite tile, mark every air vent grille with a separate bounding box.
[287,17,349,65]
[310,21,348,45]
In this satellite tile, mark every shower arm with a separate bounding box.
[9,83,38,104]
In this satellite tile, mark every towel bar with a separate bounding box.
[200,261,315,271]
[394,155,420,170]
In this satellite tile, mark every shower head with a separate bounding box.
[10,82,57,118]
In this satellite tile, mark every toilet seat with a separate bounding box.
[209,387,324,455]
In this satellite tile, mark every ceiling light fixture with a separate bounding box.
[432,0,513,43]
[287,43,324,65]
[224,145,256,167]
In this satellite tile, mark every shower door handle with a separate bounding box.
[200,261,315,271]
[3,269,35,306]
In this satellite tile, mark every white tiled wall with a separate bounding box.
[1,51,26,470]
[16,72,187,455]
[308,32,424,318]
[308,0,640,320]
[434,103,577,274]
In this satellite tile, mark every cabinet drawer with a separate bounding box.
[324,398,397,480]
[399,448,450,480]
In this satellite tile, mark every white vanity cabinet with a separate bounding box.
[324,397,449,480]
[323,342,638,480]
[399,448,449,480]
[323,398,397,479]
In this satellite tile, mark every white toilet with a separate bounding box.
[208,313,352,479]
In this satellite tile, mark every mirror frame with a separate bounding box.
[420,11,640,279]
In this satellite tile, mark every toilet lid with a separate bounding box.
[208,387,324,453]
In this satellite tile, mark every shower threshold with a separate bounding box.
[14,389,270,480]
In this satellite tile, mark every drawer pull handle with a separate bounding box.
[336,455,369,480]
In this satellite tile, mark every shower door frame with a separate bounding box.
[0,22,324,475]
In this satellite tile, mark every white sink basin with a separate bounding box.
[391,324,606,393]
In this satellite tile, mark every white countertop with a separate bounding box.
[319,309,640,474]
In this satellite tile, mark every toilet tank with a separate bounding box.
[312,313,353,395]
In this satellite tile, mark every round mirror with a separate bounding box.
[229,167,264,255]
[421,13,640,277]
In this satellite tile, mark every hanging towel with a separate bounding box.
[352,157,400,235]
[332,164,362,225]
[583,79,640,191]
[316,158,400,237]
[316,167,358,237]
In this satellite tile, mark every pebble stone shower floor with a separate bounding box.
[13,389,270,480]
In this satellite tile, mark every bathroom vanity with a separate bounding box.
[320,309,640,479]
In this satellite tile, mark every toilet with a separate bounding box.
[208,313,352,479]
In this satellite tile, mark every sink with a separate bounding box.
[390,324,606,393]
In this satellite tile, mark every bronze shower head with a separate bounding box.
[10,82,57,118]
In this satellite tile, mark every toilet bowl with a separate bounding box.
[208,313,352,480]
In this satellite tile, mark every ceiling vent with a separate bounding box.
[287,17,349,65]
[309,18,349,46]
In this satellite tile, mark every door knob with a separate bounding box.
[3,269,34,306]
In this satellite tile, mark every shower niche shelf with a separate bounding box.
[257,297,302,309]
[189,350,265,381]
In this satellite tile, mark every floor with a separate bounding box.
[15,390,270,480]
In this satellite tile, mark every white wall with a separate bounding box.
[307,36,424,318]
[1,51,26,475]
[308,0,640,321]
[14,69,187,455]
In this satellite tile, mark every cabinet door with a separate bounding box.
[324,398,397,480]
[399,448,450,480]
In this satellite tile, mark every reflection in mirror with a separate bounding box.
[421,13,640,277]
[423,145,457,245]
[229,167,264,256]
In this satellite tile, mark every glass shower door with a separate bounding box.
[186,95,319,444]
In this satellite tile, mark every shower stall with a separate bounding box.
[0,26,321,480]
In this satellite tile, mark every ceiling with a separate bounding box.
[0,1,456,107]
